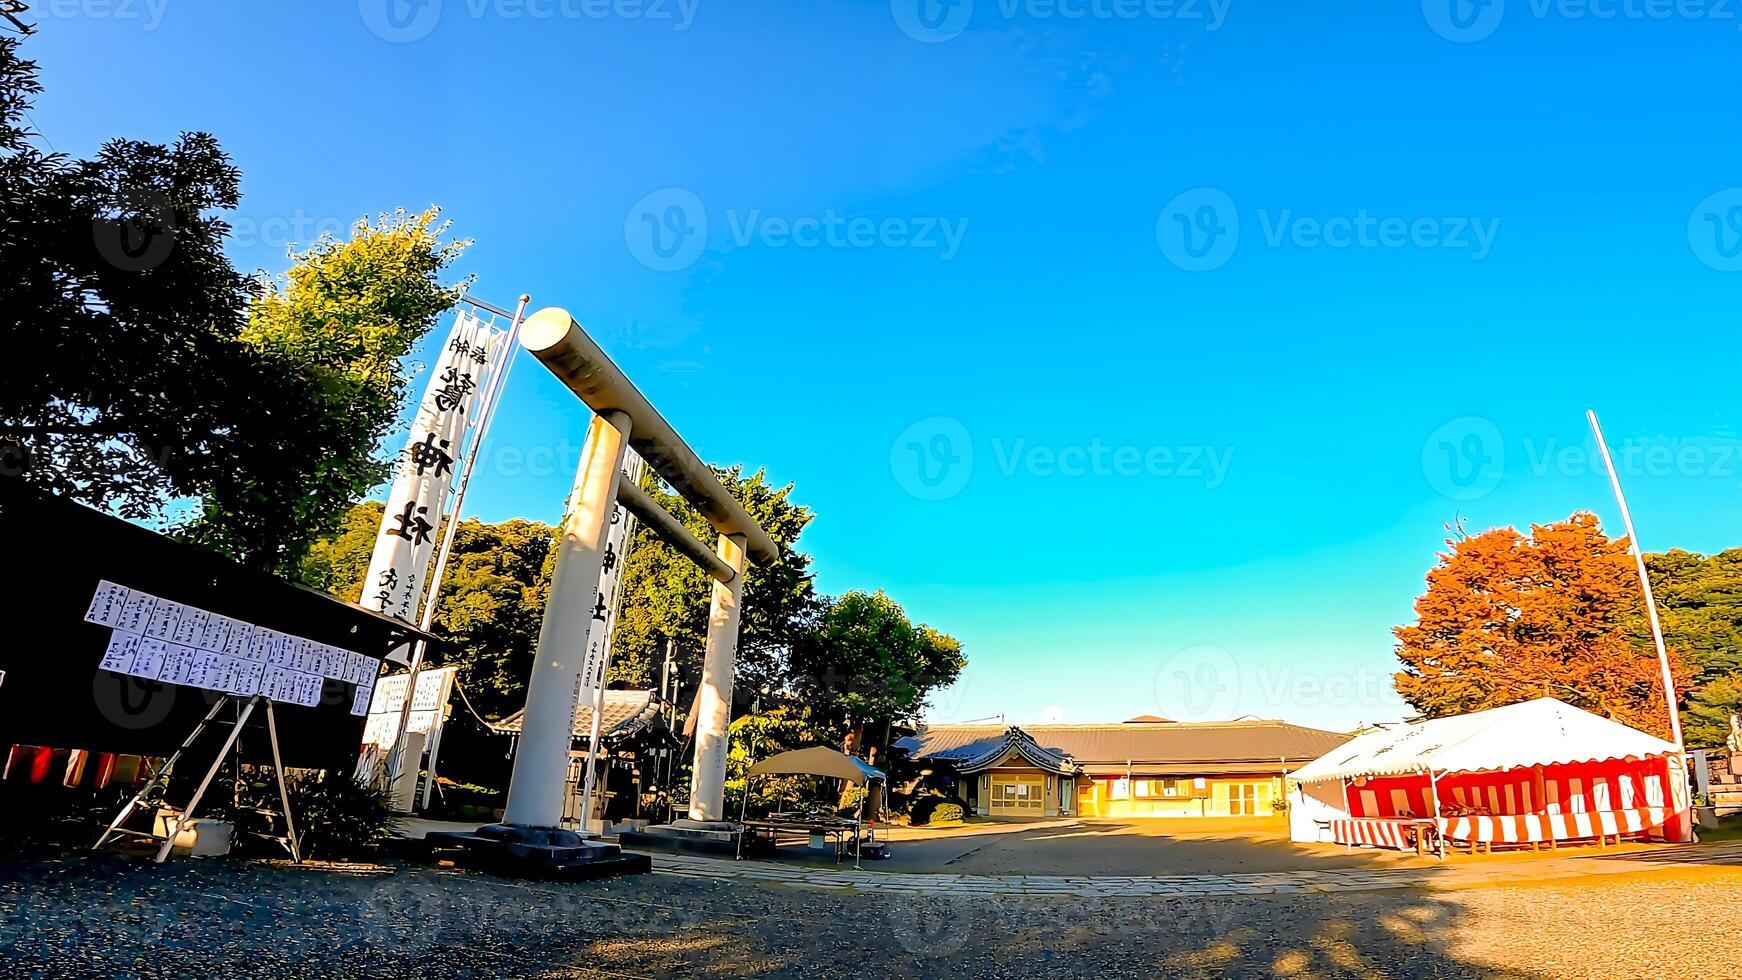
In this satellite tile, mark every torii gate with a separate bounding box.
[499,307,779,845]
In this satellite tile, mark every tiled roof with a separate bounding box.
[490,689,668,744]
[893,726,1079,776]
[900,719,1350,770]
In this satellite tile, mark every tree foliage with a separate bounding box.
[0,35,328,525]
[608,466,823,696]
[0,34,467,575]
[182,208,469,571]
[1394,513,1693,740]
[302,501,554,720]
[1639,548,1742,747]
[789,589,966,751]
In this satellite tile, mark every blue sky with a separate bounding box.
[28,1,1742,732]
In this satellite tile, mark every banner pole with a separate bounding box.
[385,294,530,790]
[1587,410,1684,753]
[578,453,644,833]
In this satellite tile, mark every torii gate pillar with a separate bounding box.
[501,411,629,829]
[687,532,747,823]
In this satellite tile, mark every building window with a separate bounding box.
[1110,777,1130,800]
[1228,782,1266,816]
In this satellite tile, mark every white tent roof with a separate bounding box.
[1288,698,1677,784]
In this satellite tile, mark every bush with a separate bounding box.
[280,770,398,859]
[929,802,964,824]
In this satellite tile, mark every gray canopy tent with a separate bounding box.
[737,747,886,867]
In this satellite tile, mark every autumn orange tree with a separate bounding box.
[1393,512,1689,739]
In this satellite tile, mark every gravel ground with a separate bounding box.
[0,855,1736,978]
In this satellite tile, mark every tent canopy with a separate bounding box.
[746,746,885,784]
[1288,698,1677,785]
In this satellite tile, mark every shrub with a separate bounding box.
[281,770,398,859]
[929,802,965,824]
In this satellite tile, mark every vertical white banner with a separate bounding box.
[362,311,501,625]
[577,451,645,703]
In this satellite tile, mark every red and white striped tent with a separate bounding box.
[1287,698,1691,850]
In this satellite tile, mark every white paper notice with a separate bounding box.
[117,592,158,634]
[349,683,372,716]
[84,581,130,626]
[234,660,266,697]
[197,614,232,653]
[224,622,256,660]
[129,638,170,680]
[187,650,225,690]
[172,609,209,647]
[160,644,198,686]
[98,631,141,673]
[143,601,185,642]
[260,665,290,703]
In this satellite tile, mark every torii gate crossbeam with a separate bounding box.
[502,307,778,836]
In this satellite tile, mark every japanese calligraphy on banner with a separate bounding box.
[360,666,458,748]
[577,451,646,705]
[362,310,502,627]
[84,580,379,713]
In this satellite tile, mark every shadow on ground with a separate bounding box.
[0,853,1552,979]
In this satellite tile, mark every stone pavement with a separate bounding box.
[641,839,1742,898]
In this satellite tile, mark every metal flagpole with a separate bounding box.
[1587,410,1685,752]
[1588,409,1691,844]
[386,294,531,790]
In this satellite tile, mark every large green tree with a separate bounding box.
[1638,548,1742,747]
[788,589,966,756]
[608,466,823,697]
[302,501,555,720]
[182,208,469,572]
[0,34,342,526]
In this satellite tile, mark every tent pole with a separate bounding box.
[735,777,749,861]
[1429,769,1444,860]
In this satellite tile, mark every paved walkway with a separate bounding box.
[642,839,1742,898]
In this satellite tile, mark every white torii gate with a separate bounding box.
[501,307,780,835]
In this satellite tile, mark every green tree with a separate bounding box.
[789,589,966,756]
[1637,548,1742,747]
[0,34,343,525]
[183,208,470,572]
[301,501,555,720]
[608,466,822,696]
